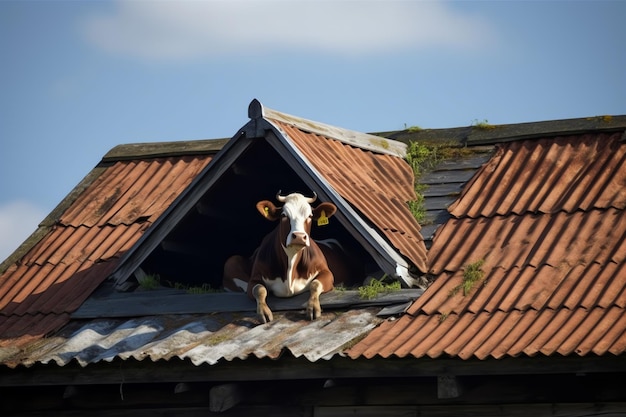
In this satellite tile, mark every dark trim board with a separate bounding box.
[72,290,423,318]
[2,355,624,387]
[2,361,625,417]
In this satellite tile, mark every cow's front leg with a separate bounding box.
[306,280,324,320]
[252,284,273,323]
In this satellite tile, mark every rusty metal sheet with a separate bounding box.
[1,308,382,368]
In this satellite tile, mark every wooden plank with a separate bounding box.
[71,290,423,319]
[421,170,476,185]
[432,153,492,169]
[422,209,452,224]
[421,183,464,198]
[423,195,456,211]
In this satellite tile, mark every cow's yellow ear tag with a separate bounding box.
[317,210,329,226]
[264,206,269,217]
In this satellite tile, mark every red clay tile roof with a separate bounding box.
[348,132,626,360]
[271,120,427,272]
[449,133,626,217]
[0,155,213,349]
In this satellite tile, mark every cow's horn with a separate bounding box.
[305,192,317,203]
[276,190,286,202]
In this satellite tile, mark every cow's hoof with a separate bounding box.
[258,304,274,324]
[306,303,322,320]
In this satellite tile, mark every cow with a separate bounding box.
[223,191,350,323]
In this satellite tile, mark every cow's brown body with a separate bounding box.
[223,192,350,323]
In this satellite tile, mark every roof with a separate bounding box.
[267,117,427,273]
[0,152,216,351]
[348,130,626,360]
[1,102,625,371]
[0,100,424,367]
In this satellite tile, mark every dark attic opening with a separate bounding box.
[136,136,377,293]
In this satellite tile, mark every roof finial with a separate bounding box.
[248,99,264,119]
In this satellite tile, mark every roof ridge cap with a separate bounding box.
[249,98,407,158]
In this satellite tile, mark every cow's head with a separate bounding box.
[256,192,337,251]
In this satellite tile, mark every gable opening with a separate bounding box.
[135,137,378,292]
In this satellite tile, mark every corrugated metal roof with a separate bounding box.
[0,308,382,368]
[348,132,626,360]
[0,155,213,349]
[271,120,428,273]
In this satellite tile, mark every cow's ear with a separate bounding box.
[256,200,281,221]
[312,202,337,220]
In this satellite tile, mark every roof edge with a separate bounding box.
[376,115,626,146]
[249,99,407,158]
[466,115,626,145]
[102,138,229,163]
[0,165,108,273]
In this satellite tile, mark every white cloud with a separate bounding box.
[81,0,495,61]
[0,201,46,263]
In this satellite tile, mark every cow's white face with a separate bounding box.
[279,193,314,249]
[255,191,337,257]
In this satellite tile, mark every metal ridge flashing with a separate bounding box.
[248,99,407,158]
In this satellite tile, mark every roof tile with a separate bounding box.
[448,133,626,217]
[274,121,427,272]
[350,132,626,360]
[0,155,213,347]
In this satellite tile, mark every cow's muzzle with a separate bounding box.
[289,231,310,247]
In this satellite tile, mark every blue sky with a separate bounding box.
[1,0,625,261]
